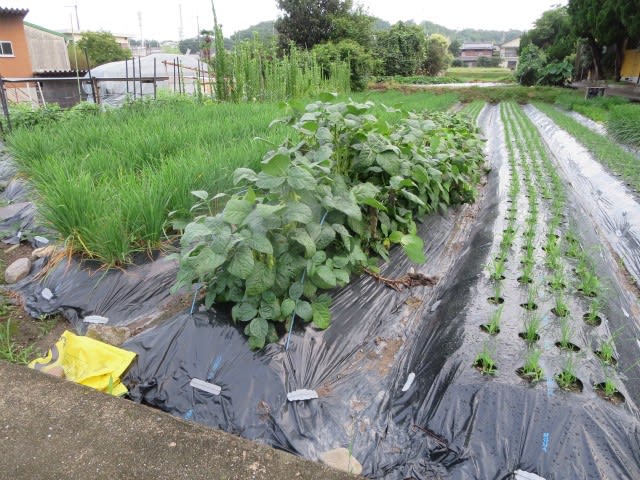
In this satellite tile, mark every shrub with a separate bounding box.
[516,44,547,86]
[312,40,373,91]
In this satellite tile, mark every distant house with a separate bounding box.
[0,7,32,78]
[459,43,497,67]
[500,37,520,70]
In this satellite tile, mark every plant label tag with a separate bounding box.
[287,389,318,402]
[83,315,109,324]
[190,378,222,396]
[401,372,416,392]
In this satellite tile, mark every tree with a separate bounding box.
[329,4,375,48]
[312,39,373,90]
[423,34,452,75]
[449,38,461,58]
[568,0,629,80]
[520,6,576,62]
[77,31,131,67]
[516,44,547,85]
[179,37,200,54]
[275,0,353,49]
[375,22,426,76]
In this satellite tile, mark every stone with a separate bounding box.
[41,288,54,300]
[44,366,65,379]
[4,257,32,284]
[319,448,363,475]
[86,325,132,346]
[31,245,58,260]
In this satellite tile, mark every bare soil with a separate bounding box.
[0,242,69,360]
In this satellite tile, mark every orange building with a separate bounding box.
[0,7,32,77]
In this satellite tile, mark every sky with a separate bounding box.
[4,0,568,41]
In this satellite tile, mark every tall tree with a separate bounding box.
[275,0,353,49]
[568,0,630,80]
[375,22,426,76]
[423,34,452,75]
[77,31,131,67]
[520,6,576,62]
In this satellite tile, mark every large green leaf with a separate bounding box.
[223,198,253,225]
[312,265,337,289]
[287,166,316,191]
[182,223,211,245]
[312,298,331,329]
[249,317,269,339]
[281,298,296,317]
[233,168,258,185]
[401,234,426,263]
[232,302,258,322]
[245,262,276,296]
[292,229,316,258]
[248,234,273,255]
[194,247,227,276]
[284,202,313,224]
[228,245,254,279]
[262,152,290,177]
[295,300,313,322]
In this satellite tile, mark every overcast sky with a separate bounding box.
[5,0,567,41]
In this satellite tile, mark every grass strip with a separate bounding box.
[533,102,640,191]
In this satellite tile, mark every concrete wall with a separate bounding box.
[0,15,32,77]
[25,25,70,72]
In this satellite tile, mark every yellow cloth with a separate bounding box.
[29,330,136,396]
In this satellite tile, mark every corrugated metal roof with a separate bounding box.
[24,21,65,38]
[0,7,29,17]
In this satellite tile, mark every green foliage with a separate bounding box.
[476,56,501,68]
[423,34,453,76]
[537,60,573,86]
[607,104,640,149]
[520,348,543,382]
[329,4,375,49]
[520,6,576,63]
[77,31,131,67]
[175,97,485,348]
[0,319,34,364]
[275,0,353,49]
[7,97,289,264]
[375,22,427,76]
[534,102,640,191]
[312,40,374,91]
[474,343,497,375]
[516,44,547,86]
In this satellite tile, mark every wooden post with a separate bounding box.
[153,57,158,100]
[0,76,11,131]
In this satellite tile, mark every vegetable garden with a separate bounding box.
[1,85,640,479]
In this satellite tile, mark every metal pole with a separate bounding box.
[132,56,137,100]
[173,58,176,92]
[153,57,157,100]
[84,49,97,104]
[0,76,12,132]
[125,59,129,96]
[138,56,142,98]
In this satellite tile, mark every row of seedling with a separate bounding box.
[475,103,531,373]
[507,102,626,402]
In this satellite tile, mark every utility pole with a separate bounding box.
[178,4,184,41]
[138,11,144,54]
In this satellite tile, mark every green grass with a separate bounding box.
[7,91,459,264]
[607,104,640,149]
[446,67,515,83]
[0,319,34,365]
[554,92,628,123]
[533,102,640,191]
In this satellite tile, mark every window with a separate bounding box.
[0,41,14,56]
